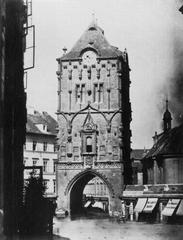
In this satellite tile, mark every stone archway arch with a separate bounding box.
[65,169,115,196]
[65,169,115,215]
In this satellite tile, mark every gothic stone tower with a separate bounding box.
[56,21,132,215]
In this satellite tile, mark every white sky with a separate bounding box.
[26,0,183,149]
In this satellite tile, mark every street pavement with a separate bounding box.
[53,217,183,240]
[1,217,183,240]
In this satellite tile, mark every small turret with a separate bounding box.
[163,99,172,132]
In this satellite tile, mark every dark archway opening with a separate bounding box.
[70,173,93,215]
[70,172,109,217]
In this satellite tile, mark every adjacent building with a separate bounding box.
[142,100,183,185]
[56,20,132,215]
[83,177,109,197]
[131,149,148,185]
[24,111,58,198]
[122,101,183,223]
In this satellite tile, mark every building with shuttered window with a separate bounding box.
[24,111,58,198]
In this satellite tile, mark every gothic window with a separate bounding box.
[93,83,98,102]
[93,83,103,103]
[86,136,92,152]
[79,69,82,80]
[81,111,97,155]
[96,68,100,79]
[76,84,80,103]
[76,84,85,103]
[81,133,97,155]
[68,69,72,80]
[80,84,85,103]
[98,83,104,103]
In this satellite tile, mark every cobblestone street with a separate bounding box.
[53,217,183,240]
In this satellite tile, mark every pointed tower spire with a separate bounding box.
[163,99,172,132]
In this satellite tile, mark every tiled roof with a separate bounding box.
[26,111,57,135]
[143,124,183,159]
[60,22,123,61]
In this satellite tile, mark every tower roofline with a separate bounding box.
[59,21,124,61]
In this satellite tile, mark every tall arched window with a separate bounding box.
[86,136,92,152]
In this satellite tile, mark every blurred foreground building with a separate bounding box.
[0,0,34,235]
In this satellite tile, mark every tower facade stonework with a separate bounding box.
[56,22,132,215]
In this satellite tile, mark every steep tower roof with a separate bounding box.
[143,123,183,158]
[163,99,172,132]
[60,21,123,60]
[163,100,172,121]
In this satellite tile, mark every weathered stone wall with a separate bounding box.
[59,59,119,112]
[56,167,123,213]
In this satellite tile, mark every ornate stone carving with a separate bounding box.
[95,162,121,169]
[57,162,83,170]
[85,156,93,167]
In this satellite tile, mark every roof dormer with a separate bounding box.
[36,123,48,133]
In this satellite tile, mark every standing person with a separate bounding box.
[121,200,126,223]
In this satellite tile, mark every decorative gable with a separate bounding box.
[81,111,98,156]
[82,110,97,132]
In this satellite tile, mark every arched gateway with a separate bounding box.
[66,169,115,214]
[56,21,132,215]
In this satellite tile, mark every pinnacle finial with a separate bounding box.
[62,47,67,55]
[91,11,97,25]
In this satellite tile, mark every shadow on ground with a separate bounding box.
[0,234,70,240]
